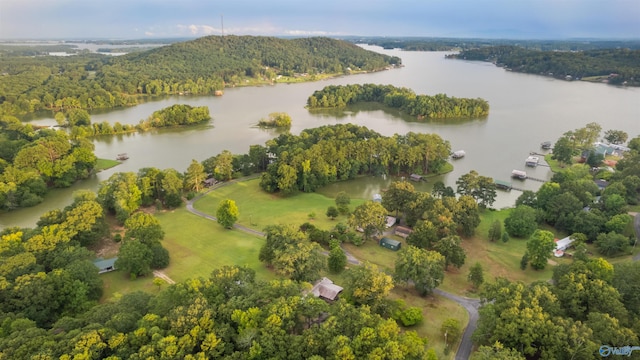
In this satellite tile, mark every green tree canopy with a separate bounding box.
[216,199,239,229]
[394,245,445,296]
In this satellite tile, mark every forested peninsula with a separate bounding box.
[259,124,452,194]
[307,84,489,119]
[448,46,640,86]
[0,36,400,116]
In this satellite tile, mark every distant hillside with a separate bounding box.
[0,36,401,116]
[448,46,640,86]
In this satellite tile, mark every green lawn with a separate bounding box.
[100,207,276,302]
[95,158,121,171]
[156,207,275,283]
[194,178,365,232]
[544,154,565,173]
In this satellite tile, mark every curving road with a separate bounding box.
[185,178,481,359]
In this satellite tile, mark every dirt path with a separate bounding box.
[153,270,175,284]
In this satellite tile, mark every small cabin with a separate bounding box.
[452,150,466,159]
[525,156,539,167]
[93,258,118,274]
[395,226,413,238]
[310,277,343,301]
[379,237,402,251]
[511,170,527,179]
[409,174,423,182]
[385,216,397,228]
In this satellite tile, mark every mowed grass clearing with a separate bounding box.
[194,178,365,231]
[155,208,275,283]
[101,206,275,302]
[95,158,121,171]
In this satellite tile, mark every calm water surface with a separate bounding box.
[3,46,639,229]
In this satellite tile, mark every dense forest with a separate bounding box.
[0,117,97,210]
[449,46,640,86]
[258,124,451,193]
[0,260,434,359]
[307,84,489,119]
[0,36,400,116]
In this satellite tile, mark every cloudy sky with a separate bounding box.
[1,0,638,40]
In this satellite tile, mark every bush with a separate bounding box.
[396,307,424,327]
[186,191,196,200]
[113,234,122,243]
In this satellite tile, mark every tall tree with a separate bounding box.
[184,159,206,192]
[335,191,351,215]
[394,245,445,296]
[343,261,394,308]
[455,195,481,236]
[488,220,502,242]
[124,212,165,245]
[525,230,555,270]
[116,240,153,279]
[348,201,387,241]
[504,205,538,238]
[216,199,239,229]
[433,235,466,269]
[468,262,484,289]
[382,180,416,218]
[551,136,574,165]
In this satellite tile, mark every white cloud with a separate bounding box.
[285,30,343,36]
[177,24,220,36]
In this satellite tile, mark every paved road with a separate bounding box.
[634,213,640,261]
[185,178,481,359]
[434,289,482,360]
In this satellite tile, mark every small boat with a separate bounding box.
[541,141,552,150]
[451,150,466,159]
[116,153,129,161]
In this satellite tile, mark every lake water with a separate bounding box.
[2,46,639,229]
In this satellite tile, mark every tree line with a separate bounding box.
[307,84,489,119]
[0,36,400,116]
[450,46,640,86]
[351,36,640,51]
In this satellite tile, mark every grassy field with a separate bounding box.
[95,158,121,171]
[194,178,365,232]
[100,206,276,302]
[155,208,275,282]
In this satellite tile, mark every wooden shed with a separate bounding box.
[379,237,402,251]
[394,226,413,238]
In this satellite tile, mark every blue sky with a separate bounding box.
[1,0,638,40]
